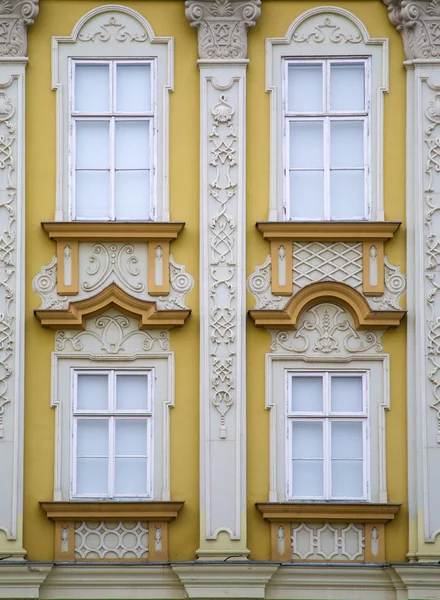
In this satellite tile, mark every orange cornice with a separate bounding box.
[256,221,401,242]
[42,221,185,242]
[40,501,184,522]
[256,502,401,523]
[248,281,406,330]
[35,283,191,330]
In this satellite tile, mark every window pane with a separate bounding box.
[330,170,365,219]
[116,64,151,112]
[76,121,110,169]
[332,459,363,497]
[75,171,110,219]
[331,376,363,412]
[115,420,148,456]
[77,419,108,456]
[290,121,323,169]
[115,121,150,170]
[115,170,150,220]
[330,121,364,169]
[291,376,323,412]
[330,63,365,112]
[331,421,363,458]
[115,457,147,495]
[75,65,110,113]
[77,374,108,410]
[116,375,149,411]
[288,64,323,113]
[77,457,108,495]
[292,421,323,458]
[292,459,323,497]
[290,171,324,219]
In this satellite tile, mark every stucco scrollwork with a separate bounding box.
[0,0,39,56]
[82,243,145,294]
[185,0,261,59]
[291,522,365,562]
[156,256,194,311]
[247,256,284,310]
[32,257,68,310]
[292,15,363,44]
[78,14,148,43]
[270,303,384,356]
[383,0,440,59]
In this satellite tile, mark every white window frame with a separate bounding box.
[69,59,157,221]
[71,369,154,500]
[286,370,369,501]
[266,353,390,504]
[283,58,371,221]
[266,6,388,222]
[53,5,174,222]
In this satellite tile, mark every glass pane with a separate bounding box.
[77,374,109,410]
[115,121,150,170]
[116,375,149,411]
[75,170,110,219]
[331,421,363,458]
[288,64,323,113]
[330,170,365,219]
[330,121,364,169]
[115,170,150,220]
[76,121,110,169]
[290,121,323,169]
[330,63,365,112]
[117,64,151,112]
[115,420,148,456]
[332,459,363,497]
[292,459,323,497]
[331,376,363,412]
[76,457,108,495]
[77,419,109,456]
[291,376,323,412]
[75,64,110,113]
[115,458,147,495]
[290,171,324,219]
[292,421,323,458]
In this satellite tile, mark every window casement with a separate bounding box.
[70,60,155,221]
[286,371,369,501]
[284,59,371,221]
[71,369,153,500]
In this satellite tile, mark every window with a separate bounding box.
[72,370,153,499]
[70,60,155,221]
[285,60,370,221]
[287,371,368,500]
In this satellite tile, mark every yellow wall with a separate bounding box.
[24,0,408,562]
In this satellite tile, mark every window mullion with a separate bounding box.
[109,416,115,498]
[110,117,116,221]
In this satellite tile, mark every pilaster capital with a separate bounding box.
[185,0,261,60]
[0,0,39,58]
[383,0,440,60]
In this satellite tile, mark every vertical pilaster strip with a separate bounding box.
[0,0,39,557]
[384,0,440,561]
[185,0,261,558]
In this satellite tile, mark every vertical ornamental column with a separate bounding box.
[185,0,261,558]
[0,0,38,557]
[384,0,440,561]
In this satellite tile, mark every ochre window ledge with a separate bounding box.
[41,221,185,297]
[35,282,191,330]
[256,221,401,242]
[256,502,401,564]
[248,281,406,330]
[40,501,184,563]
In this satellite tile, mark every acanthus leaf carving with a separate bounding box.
[185,0,261,59]
[0,0,39,57]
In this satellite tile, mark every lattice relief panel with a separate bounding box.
[291,522,365,561]
[74,521,149,560]
[293,242,363,291]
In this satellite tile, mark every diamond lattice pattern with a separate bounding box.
[293,242,363,289]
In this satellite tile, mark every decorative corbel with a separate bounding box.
[185,0,261,60]
[0,0,39,57]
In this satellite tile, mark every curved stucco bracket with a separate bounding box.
[0,0,39,57]
[249,281,406,330]
[382,0,440,60]
[185,0,261,59]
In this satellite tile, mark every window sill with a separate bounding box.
[256,502,400,563]
[40,500,184,563]
[256,221,401,243]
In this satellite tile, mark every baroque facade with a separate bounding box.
[0,0,439,598]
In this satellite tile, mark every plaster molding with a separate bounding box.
[382,0,440,60]
[0,0,39,57]
[185,0,261,59]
